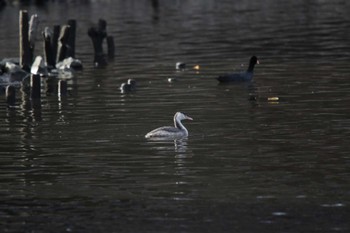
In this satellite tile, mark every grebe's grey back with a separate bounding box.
[145,112,193,139]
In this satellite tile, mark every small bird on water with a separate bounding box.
[120,79,136,93]
[145,112,193,139]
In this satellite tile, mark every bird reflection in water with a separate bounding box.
[146,137,188,153]
[174,139,187,153]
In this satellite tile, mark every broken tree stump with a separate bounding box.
[52,25,60,65]
[66,19,76,58]
[29,14,39,51]
[19,11,39,72]
[19,10,32,71]
[56,25,70,63]
[43,27,55,69]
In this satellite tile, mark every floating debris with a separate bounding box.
[56,57,83,71]
[272,212,287,216]
[321,203,345,208]
[267,96,279,101]
[168,77,178,83]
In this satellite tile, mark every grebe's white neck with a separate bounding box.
[174,117,186,130]
[173,112,193,133]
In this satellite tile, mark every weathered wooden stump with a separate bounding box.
[66,19,76,58]
[29,14,39,51]
[52,25,60,64]
[43,25,61,69]
[19,11,38,71]
[19,10,32,71]
[43,27,55,69]
[56,25,71,63]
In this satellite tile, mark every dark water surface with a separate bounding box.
[1,0,350,232]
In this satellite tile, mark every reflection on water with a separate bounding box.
[174,139,188,153]
[0,0,350,232]
[146,138,188,153]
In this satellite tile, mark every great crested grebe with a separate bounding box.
[145,112,193,139]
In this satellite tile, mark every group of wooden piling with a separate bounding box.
[5,10,115,108]
[10,10,75,107]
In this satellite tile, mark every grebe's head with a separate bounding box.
[175,112,193,121]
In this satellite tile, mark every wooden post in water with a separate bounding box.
[6,86,16,108]
[19,10,32,71]
[107,36,115,59]
[88,19,107,67]
[56,25,70,63]
[52,25,60,65]
[30,74,41,99]
[66,19,76,58]
[28,14,38,59]
[43,27,55,69]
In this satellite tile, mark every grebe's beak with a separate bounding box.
[257,60,260,65]
[186,116,193,121]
